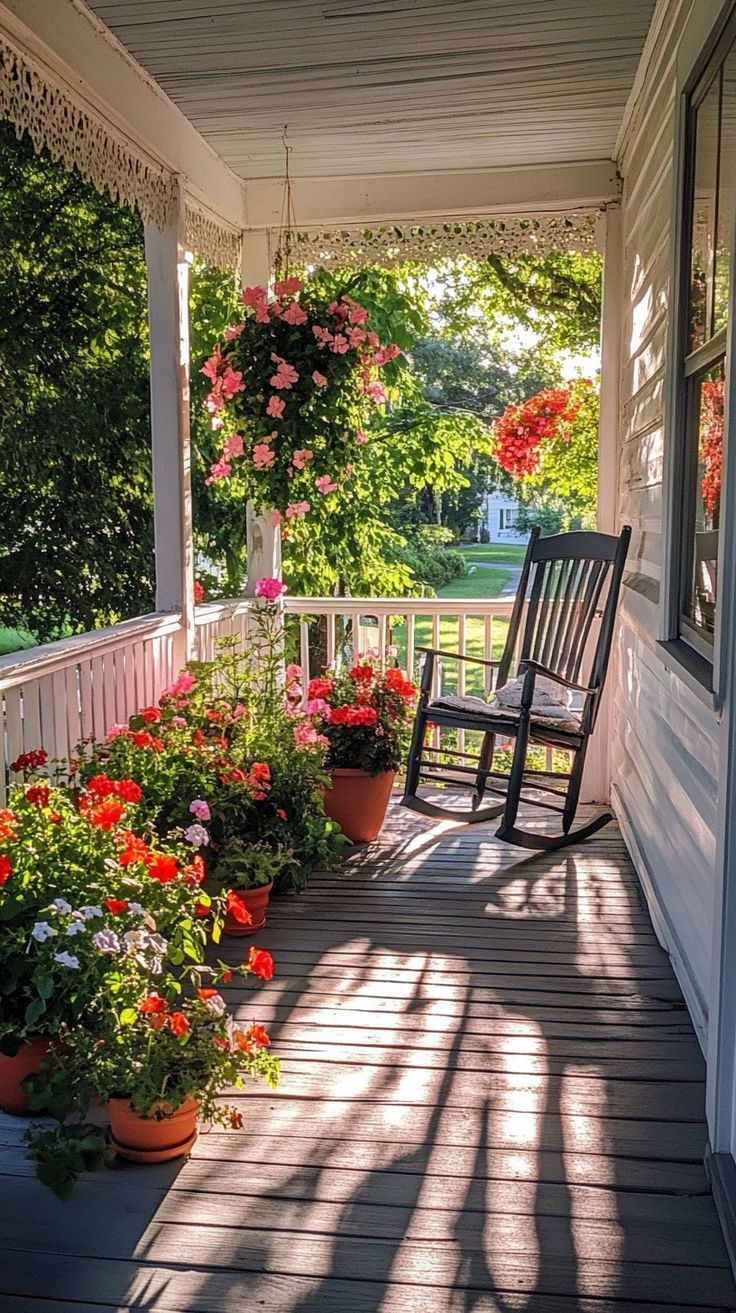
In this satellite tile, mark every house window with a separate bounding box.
[499,507,518,530]
[675,32,735,660]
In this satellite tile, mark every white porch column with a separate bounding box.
[583,203,623,802]
[241,229,282,594]
[144,188,195,664]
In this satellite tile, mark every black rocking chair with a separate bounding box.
[401,525,631,850]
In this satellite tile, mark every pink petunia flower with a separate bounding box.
[254,577,288,600]
[292,449,314,470]
[266,395,286,419]
[253,443,276,470]
[315,474,338,495]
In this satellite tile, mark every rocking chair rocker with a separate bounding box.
[401,526,631,850]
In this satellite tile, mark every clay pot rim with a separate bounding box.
[107,1094,199,1120]
[223,880,274,896]
[328,768,396,779]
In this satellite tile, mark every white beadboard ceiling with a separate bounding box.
[85,0,657,180]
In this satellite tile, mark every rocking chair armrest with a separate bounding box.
[519,659,597,697]
[416,647,502,669]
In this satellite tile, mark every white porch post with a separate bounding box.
[583,203,623,802]
[144,187,195,664]
[241,229,282,594]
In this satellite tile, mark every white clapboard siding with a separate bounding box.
[613,0,719,1046]
[84,0,656,178]
[0,614,182,805]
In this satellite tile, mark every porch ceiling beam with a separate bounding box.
[243,160,621,229]
[0,0,243,228]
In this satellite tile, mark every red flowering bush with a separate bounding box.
[298,657,417,775]
[699,376,724,520]
[492,386,582,479]
[201,277,401,530]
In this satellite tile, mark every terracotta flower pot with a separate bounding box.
[0,1037,56,1116]
[223,881,274,937]
[324,768,396,843]
[108,1096,199,1163]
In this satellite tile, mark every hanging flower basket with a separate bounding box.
[201,278,400,529]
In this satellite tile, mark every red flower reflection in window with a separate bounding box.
[699,376,724,520]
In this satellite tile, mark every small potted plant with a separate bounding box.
[301,659,417,843]
[94,949,277,1162]
[215,840,293,936]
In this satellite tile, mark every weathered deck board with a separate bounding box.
[0,799,734,1312]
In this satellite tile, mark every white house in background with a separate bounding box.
[483,491,532,544]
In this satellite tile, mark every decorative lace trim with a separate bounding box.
[185,203,242,271]
[0,30,177,227]
[292,213,601,269]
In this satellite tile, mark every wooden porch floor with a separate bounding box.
[1,798,735,1312]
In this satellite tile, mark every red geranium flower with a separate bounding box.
[117,831,151,867]
[308,677,333,700]
[197,988,219,1001]
[139,994,167,1014]
[84,799,126,830]
[169,1012,189,1037]
[247,1023,270,1047]
[130,730,164,752]
[105,898,128,916]
[146,853,179,884]
[247,946,274,981]
[226,890,253,926]
[0,855,11,885]
[25,784,50,808]
[140,707,162,724]
[10,748,48,773]
[194,902,211,917]
[0,810,16,842]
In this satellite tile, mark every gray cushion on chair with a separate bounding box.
[430,691,582,733]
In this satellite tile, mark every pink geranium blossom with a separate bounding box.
[222,433,244,459]
[330,334,349,354]
[285,500,310,520]
[280,301,308,326]
[270,509,283,527]
[205,457,232,484]
[293,721,329,750]
[313,325,333,347]
[315,474,338,495]
[167,673,197,697]
[273,277,303,298]
[254,577,287,600]
[205,390,224,415]
[201,347,223,383]
[292,448,314,470]
[220,365,244,398]
[253,443,276,469]
[223,323,244,341]
[269,355,299,389]
[266,395,286,419]
[347,327,367,348]
[286,663,303,681]
[312,371,327,387]
[374,344,402,366]
[364,380,387,404]
[242,285,268,307]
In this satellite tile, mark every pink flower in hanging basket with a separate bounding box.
[292,449,314,470]
[280,301,308,326]
[312,371,327,387]
[222,433,244,459]
[253,443,276,469]
[273,277,304,298]
[285,500,310,520]
[266,395,286,419]
[315,474,338,495]
[242,285,268,307]
[205,457,232,484]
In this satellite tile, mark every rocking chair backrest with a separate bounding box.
[498,527,631,713]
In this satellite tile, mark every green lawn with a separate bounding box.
[436,564,510,600]
[459,542,527,566]
[0,626,38,657]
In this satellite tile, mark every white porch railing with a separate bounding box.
[0,612,183,804]
[1,594,568,804]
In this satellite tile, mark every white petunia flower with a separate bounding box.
[184,823,209,848]
[53,951,80,969]
[202,993,227,1017]
[127,902,146,916]
[66,922,87,937]
[32,921,57,942]
[92,929,121,954]
[50,898,72,915]
[79,905,104,920]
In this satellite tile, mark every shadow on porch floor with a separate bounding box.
[0,797,734,1313]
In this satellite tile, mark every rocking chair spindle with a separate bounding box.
[401,526,631,850]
